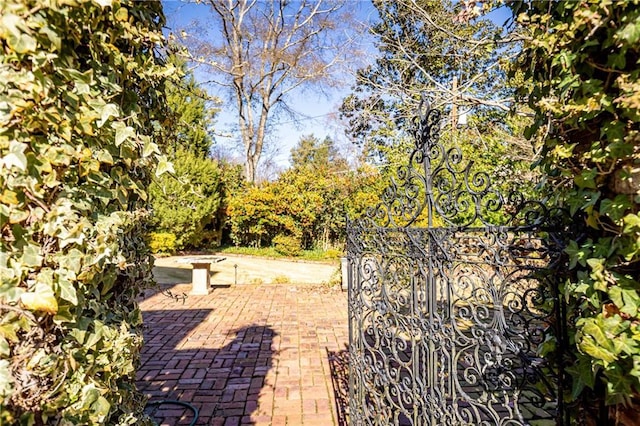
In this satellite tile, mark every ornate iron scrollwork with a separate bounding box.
[347,102,568,425]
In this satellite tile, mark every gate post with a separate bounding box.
[340,256,348,291]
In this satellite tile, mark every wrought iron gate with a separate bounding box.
[346,103,569,425]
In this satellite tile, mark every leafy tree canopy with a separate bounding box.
[341,0,510,160]
[290,134,348,172]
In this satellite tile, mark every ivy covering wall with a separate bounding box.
[510,0,640,420]
[0,0,172,423]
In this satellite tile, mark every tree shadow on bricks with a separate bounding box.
[137,309,276,425]
[327,346,350,426]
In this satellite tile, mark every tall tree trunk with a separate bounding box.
[190,0,352,182]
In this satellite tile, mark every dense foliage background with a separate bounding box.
[0,0,171,423]
[226,135,382,253]
[149,149,224,251]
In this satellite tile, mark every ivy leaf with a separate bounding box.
[565,240,591,268]
[114,124,135,146]
[21,244,43,268]
[618,19,640,44]
[97,103,119,128]
[575,169,597,189]
[53,305,74,324]
[94,149,113,165]
[566,354,596,398]
[84,321,104,349]
[0,190,19,205]
[0,322,19,341]
[553,143,576,159]
[623,213,640,233]
[609,284,640,317]
[601,120,625,142]
[40,25,61,51]
[1,13,23,38]
[57,277,78,306]
[580,334,617,365]
[155,155,175,177]
[1,141,28,171]
[0,336,9,356]
[92,396,111,422]
[142,140,160,158]
[61,249,83,274]
[8,33,37,54]
[600,195,632,223]
[587,258,608,291]
[115,7,128,22]
[0,360,13,398]
[608,141,634,159]
[612,334,638,356]
[80,384,100,410]
[20,283,58,314]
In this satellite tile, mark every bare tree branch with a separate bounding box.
[180,0,360,182]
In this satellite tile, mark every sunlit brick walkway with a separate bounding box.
[136,283,349,425]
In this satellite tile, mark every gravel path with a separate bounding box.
[153,254,341,287]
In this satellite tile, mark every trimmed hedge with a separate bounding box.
[273,234,302,257]
[148,232,177,255]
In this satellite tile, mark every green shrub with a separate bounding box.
[149,149,223,251]
[0,0,170,423]
[325,248,344,259]
[227,182,281,247]
[148,232,177,254]
[220,245,281,258]
[273,234,302,257]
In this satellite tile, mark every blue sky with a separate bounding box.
[161,1,514,173]
[161,0,378,172]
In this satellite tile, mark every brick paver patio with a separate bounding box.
[136,283,349,425]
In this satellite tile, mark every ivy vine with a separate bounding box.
[0,0,173,423]
[509,0,640,416]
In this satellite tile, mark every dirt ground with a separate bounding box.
[152,253,341,287]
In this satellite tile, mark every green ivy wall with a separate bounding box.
[0,0,172,423]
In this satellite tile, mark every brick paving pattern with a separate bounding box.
[136,284,349,425]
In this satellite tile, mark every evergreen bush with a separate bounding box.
[148,232,177,255]
[273,234,302,257]
[149,148,224,251]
